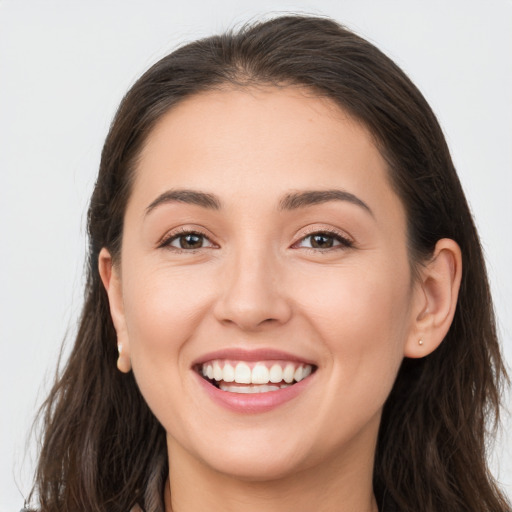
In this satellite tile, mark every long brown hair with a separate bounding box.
[27,15,510,512]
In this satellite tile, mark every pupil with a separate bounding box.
[181,234,202,249]
[311,234,333,248]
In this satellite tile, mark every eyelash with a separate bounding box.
[292,229,354,251]
[159,228,354,253]
[159,229,216,252]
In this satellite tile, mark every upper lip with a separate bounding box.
[191,348,317,367]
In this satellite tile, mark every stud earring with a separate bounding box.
[418,339,424,346]
[117,343,132,373]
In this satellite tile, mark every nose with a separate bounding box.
[213,248,293,331]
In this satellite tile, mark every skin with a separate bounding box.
[100,87,462,512]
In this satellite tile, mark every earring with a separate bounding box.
[117,343,132,373]
[418,339,424,346]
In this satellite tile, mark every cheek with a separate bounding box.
[299,260,410,335]
[119,263,220,431]
[294,260,412,394]
[121,263,215,370]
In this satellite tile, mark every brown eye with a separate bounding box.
[310,234,335,249]
[179,233,204,249]
[165,232,214,250]
[296,231,353,250]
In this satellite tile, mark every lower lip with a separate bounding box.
[194,371,314,414]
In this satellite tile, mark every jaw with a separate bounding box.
[165,408,382,512]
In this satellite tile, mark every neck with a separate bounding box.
[165,436,379,512]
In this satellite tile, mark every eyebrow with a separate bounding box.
[279,189,373,216]
[145,188,372,217]
[145,189,221,215]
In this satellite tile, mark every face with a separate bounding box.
[106,87,424,482]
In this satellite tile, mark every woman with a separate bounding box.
[25,15,510,512]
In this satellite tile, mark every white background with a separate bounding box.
[1,0,511,509]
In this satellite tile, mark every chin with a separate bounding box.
[206,450,308,482]
[170,425,316,482]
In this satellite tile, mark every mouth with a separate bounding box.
[194,359,316,394]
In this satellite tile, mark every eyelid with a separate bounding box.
[157,224,353,251]
[291,225,354,249]
[157,226,218,250]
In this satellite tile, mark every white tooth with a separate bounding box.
[213,361,223,381]
[201,365,208,377]
[206,364,214,380]
[219,384,242,393]
[269,364,283,383]
[234,362,251,384]
[219,384,280,393]
[252,364,270,384]
[256,384,279,393]
[303,365,312,378]
[294,366,304,382]
[280,383,291,389]
[283,363,295,383]
[222,363,235,382]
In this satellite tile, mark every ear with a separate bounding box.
[404,238,462,358]
[98,248,131,372]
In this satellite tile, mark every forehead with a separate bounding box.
[139,86,375,168]
[130,86,403,224]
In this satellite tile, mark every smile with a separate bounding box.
[198,360,314,393]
